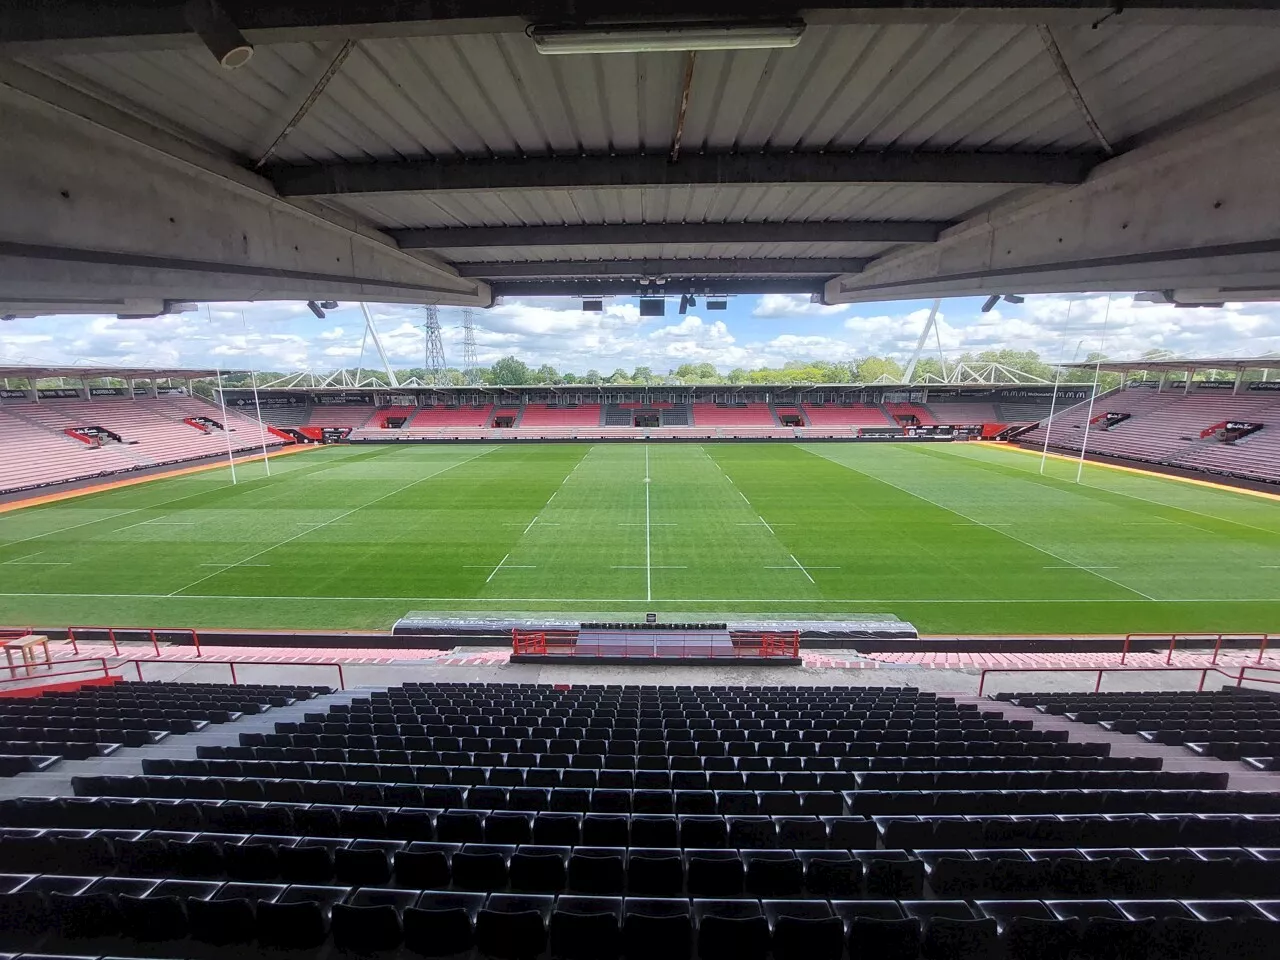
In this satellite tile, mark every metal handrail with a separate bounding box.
[125,658,344,690]
[977,664,1245,697]
[0,656,342,690]
[1238,664,1280,688]
[1121,632,1272,666]
[67,625,202,658]
[0,657,112,685]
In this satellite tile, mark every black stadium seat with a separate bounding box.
[1,680,1279,960]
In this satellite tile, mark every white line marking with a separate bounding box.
[736,522,794,526]
[645,444,652,603]
[620,522,676,526]
[807,447,1159,602]
[766,565,839,570]
[522,516,539,535]
[951,521,1011,526]
[788,553,817,584]
[113,519,158,532]
[146,521,196,525]
[758,515,777,537]
[2,553,43,564]
[0,591,1273,604]
[3,561,71,565]
[485,553,511,583]
[1044,565,1118,569]
[738,491,750,503]
[167,446,497,596]
[200,563,271,567]
[1075,482,1279,537]
[0,443,345,547]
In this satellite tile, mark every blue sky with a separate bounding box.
[3,293,1279,374]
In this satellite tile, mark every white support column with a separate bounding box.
[1234,370,1244,395]
[1185,369,1195,394]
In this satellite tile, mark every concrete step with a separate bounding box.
[960,694,1280,791]
[0,688,368,800]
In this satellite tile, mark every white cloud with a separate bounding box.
[753,294,851,318]
[4,294,1280,377]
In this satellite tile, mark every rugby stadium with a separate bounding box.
[2,3,1280,959]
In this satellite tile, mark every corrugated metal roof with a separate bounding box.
[30,23,1280,164]
[436,241,896,263]
[328,183,1018,230]
[16,17,1280,289]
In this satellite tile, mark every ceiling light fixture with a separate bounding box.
[184,0,254,69]
[530,20,806,56]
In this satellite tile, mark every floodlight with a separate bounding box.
[980,295,1000,313]
[582,299,604,312]
[306,300,326,319]
[639,298,666,317]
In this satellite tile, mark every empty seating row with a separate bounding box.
[2,879,1276,960]
[5,828,1280,899]
[9,797,1279,847]
[207,746,1140,771]
[0,681,327,769]
[996,688,1280,769]
[68,775,1277,817]
[0,397,285,493]
[8,681,1275,960]
[141,759,1213,793]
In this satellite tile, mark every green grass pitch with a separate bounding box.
[1,441,1278,635]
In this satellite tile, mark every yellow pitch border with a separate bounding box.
[0,444,319,515]
[978,441,1280,504]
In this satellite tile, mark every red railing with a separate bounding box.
[0,656,113,685]
[67,625,201,658]
[0,628,34,642]
[126,657,344,689]
[1238,664,1280,689]
[977,664,1250,697]
[1121,632,1272,666]
[512,629,578,655]
[512,628,801,659]
[756,631,802,658]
